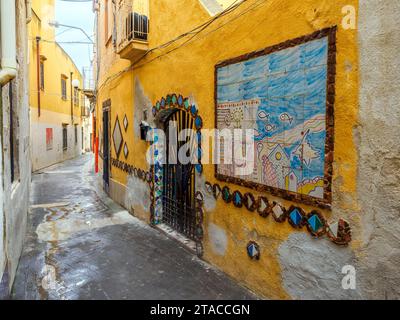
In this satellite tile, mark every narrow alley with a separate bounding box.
[11,155,256,300]
[1,0,399,304]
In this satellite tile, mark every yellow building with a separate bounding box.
[93,0,363,298]
[29,0,85,171]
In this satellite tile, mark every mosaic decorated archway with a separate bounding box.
[150,94,205,256]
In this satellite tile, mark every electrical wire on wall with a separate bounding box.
[29,37,94,45]
[95,0,268,98]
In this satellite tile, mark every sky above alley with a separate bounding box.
[55,0,94,75]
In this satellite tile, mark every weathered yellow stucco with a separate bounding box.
[95,0,359,298]
[29,0,84,170]
[29,0,83,117]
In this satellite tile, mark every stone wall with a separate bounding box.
[357,0,400,299]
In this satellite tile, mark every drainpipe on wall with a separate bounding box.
[70,71,73,123]
[0,0,18,86]
[36,37,41,117]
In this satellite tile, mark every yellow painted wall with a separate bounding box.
[95,0,359,299]
[29,0,83,119]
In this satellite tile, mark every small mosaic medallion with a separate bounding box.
[197,130,202,144]
[327,218,352,246]
[271,202,286,223]
[123,115,128,131]
[257,196,269,218]
[195,163,203,174]
[205,182,213,194]
[306,211,326,237]
[288,207,304,228]
[165,95,171,106]
[145,171,152,183]
[177,95,184,107]
[221,186,231,203]
[195,191,204,203]
[123,142,129,159]
[213,184,221,199]
[171,94,177,105]
[247,241,260,260]
[184,98,190,110]
[232,191,243,208]
[190,104,198,117]
[195,116,203,130]
[243,193,257,212]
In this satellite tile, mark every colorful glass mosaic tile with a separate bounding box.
[257,196,269,217]
[247,241,260,260]
[178,95,183,107]
[184,98,189,110]
[232,191,243,208]
[289,208,303,227]
[244,193,256,212]
[205,182,213,194]
[271,202,286,222]
[195,164,203,174]
[222,186,231,203]
[213,184,221,199]
[308,214,323,233]
[190,105,197,117]
[195,116,203,130]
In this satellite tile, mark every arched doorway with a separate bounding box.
[161,108,197,240]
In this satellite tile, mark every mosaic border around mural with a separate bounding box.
[204,181,351,246]
[214,27,337,210]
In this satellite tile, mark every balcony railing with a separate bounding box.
[116,0,149,61]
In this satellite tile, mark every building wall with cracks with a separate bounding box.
[0,0,32,297]
[93,0,399,299]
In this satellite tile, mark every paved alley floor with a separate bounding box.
[12,155,257,300]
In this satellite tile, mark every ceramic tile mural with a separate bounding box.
[216,34,334,206]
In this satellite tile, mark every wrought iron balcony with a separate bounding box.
[116,0,149,61]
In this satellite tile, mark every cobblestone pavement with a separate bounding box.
[11,154,257,300]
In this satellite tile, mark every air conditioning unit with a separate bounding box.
[126,12,149,41]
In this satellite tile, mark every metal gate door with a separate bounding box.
[162,109,196,240]
[102,108,110,192]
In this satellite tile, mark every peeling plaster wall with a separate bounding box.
[0,0,31,296]
[133,78,154,139]
[125,174,151,222]
[356,0,400,300]
[279,233,360,299]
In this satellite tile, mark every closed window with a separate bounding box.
[61,76,67,100]
[73,87,79,107]
[62,124,68,150]
[40,61,45,90]
[74,124,78,144]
